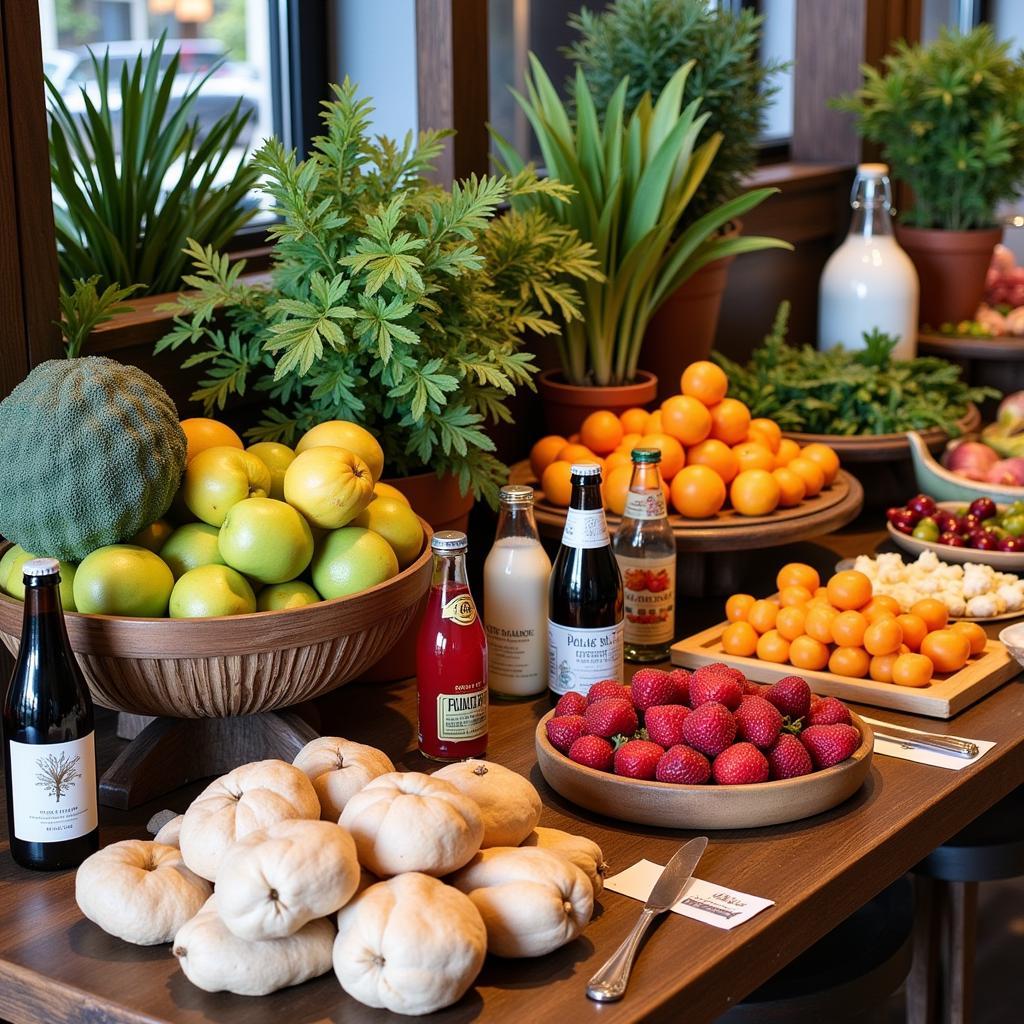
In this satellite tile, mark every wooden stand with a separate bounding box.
[99,710,320,809]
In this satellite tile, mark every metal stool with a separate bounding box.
[722,877,914,1022]
[909,786,1024,1024]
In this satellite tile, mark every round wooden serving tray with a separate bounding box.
[535,709,873,830]
[509,463,863,553]
[917,332,1024,360]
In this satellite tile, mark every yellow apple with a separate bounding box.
[372,482,411,506]
[257,581,320,611]
[159,523,225,579]
[353,497,424,568]
[283,446,374,529]
[131,519,174,553]
[296,421,384,482]
[169,564,257,618]
[183,446,272,527]
[73,545,174,617]
[246,441,296,501]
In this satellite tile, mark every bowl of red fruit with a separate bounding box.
[886,494,1024,570]
[535,666,873,829]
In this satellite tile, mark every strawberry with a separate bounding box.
[586,680,631,706]
[554,692,588,718]
[545,714,587,753]
[667,668,691,705]
[766,733,813,780]
[800,724,861,768]
[807,696,852,727]
[688,664,744,710]
[742,678,764,696]
[584,698,638,739]
[631,668,683,710]
[712,742,770,785]
[765,675,812,719]
[645,704,690,747]
[655,744,710,785]
[734,695,783,749]
[613,739,665,780]
[568,735,614,772]
[681,701,737,756]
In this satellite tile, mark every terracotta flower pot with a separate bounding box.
[537,369,659,438]
[641,252,737,402]
[894,224,1002,327]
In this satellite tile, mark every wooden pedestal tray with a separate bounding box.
[0,525,432,807]
[509,462,863,596]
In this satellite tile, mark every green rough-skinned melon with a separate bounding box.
[0,357,187,561]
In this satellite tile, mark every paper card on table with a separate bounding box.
[861,716,995,771]
[603,859,774,931]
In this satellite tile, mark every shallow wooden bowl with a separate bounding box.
[0,523,432,718]
[535,709,873,829]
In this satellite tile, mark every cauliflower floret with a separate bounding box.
[966,594,1000,618]
[853,555,878,578]
[944,596,968,618]
[997,583,1024,612]
[916,551,941,571]
[962,564,995,599]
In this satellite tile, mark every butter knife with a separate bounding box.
[586,836,708,1002]
[872,723,979,759]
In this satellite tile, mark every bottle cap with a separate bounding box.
[856,162,889,177]
[570,463,601,477]
[22,558,60,577]
[631,447,662,464]
[432,530,468,553]
[499,484,534,506]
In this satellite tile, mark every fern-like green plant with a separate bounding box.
[58,277,140,358]
[47,34,260,294]
[492,56,790,387]
[156,81,600,503]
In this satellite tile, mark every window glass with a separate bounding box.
[758,0,795,144]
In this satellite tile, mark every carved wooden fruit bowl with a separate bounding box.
[0,524,432,718]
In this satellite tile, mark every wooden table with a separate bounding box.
[3,527,1024,1024]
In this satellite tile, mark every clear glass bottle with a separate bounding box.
[613,448,677,663]
[818,162,919,358]
[484,485,551,700]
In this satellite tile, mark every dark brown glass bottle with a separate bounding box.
[548,463,624,698]
[3,558,98,870]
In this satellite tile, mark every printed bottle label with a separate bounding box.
[436,687,488,740]
[560,507,610,549]
[616,554,676,646]
[441,595,478,626]
[548,620,624,694]
[623,490,668,521]
[486,622,546,694]
[9,733,97,844]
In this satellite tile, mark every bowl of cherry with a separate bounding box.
[886,494,1024,569]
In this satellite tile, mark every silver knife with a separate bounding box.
[872,723,979,759]
[586,836,708,1002]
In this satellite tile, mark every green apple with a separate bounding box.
[159,523,225,579]
[169,564,257,618]
[353,497,424,568]
[73,545,174,617]
[246,442,296,501]
[131,519,174,553]
[0,543,27,594]
[183,446,272,527]
[257,581,321,611]
[311,527,399,599]
[4,547,78,610]
[218,497,314,584]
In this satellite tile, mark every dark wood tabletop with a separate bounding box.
[3,527,1024,1024]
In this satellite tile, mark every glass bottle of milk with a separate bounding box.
[818,163,919,359]
[484,485,551,699]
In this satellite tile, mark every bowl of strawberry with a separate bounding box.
[535,664,873,829]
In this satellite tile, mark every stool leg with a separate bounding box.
[908,876,942,1024]
[946,881,978,1024]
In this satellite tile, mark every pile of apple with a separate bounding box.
[0,418,424,619]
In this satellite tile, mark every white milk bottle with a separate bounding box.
[484,484,551,698]
[818,163,919,359]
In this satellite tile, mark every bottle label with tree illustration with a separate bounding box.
[8,734,98,843]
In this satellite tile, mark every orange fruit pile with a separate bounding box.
[721,563,986,686]
[529,361,840,518]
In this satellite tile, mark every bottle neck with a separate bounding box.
[569,478,604,510]
[20,578,62,647]
[495,502,540,543]
[849,174,893,240]
[628,461,663,492]
[432,551,469,591]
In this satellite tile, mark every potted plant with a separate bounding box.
[156,80,598,529]
[564,0,787,394]
[492,57,789,430]
[835,25,1024,327]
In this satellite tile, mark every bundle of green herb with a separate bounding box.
[713,303,998,436]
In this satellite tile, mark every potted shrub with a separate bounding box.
[835,25,1024,327]
[564,0,786,394]
[156,80,598,529]
[493,57,788,430]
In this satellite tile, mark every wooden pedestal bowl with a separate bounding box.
[535,709,873,830]
[0,524,432,719]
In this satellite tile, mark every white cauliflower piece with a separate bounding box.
[945,596,968,618]
[962,564,994,599]
[916,551,941,571]
[997,583,1024,612]
[966,594,1000,618]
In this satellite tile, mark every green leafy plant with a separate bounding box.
[714,302,997,435]
[156,81,599,503]
[58,277,140,358]
[833,25,1024,230]
[492,57,789,387]
[47,34,260,294]
[564,0,785,228]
